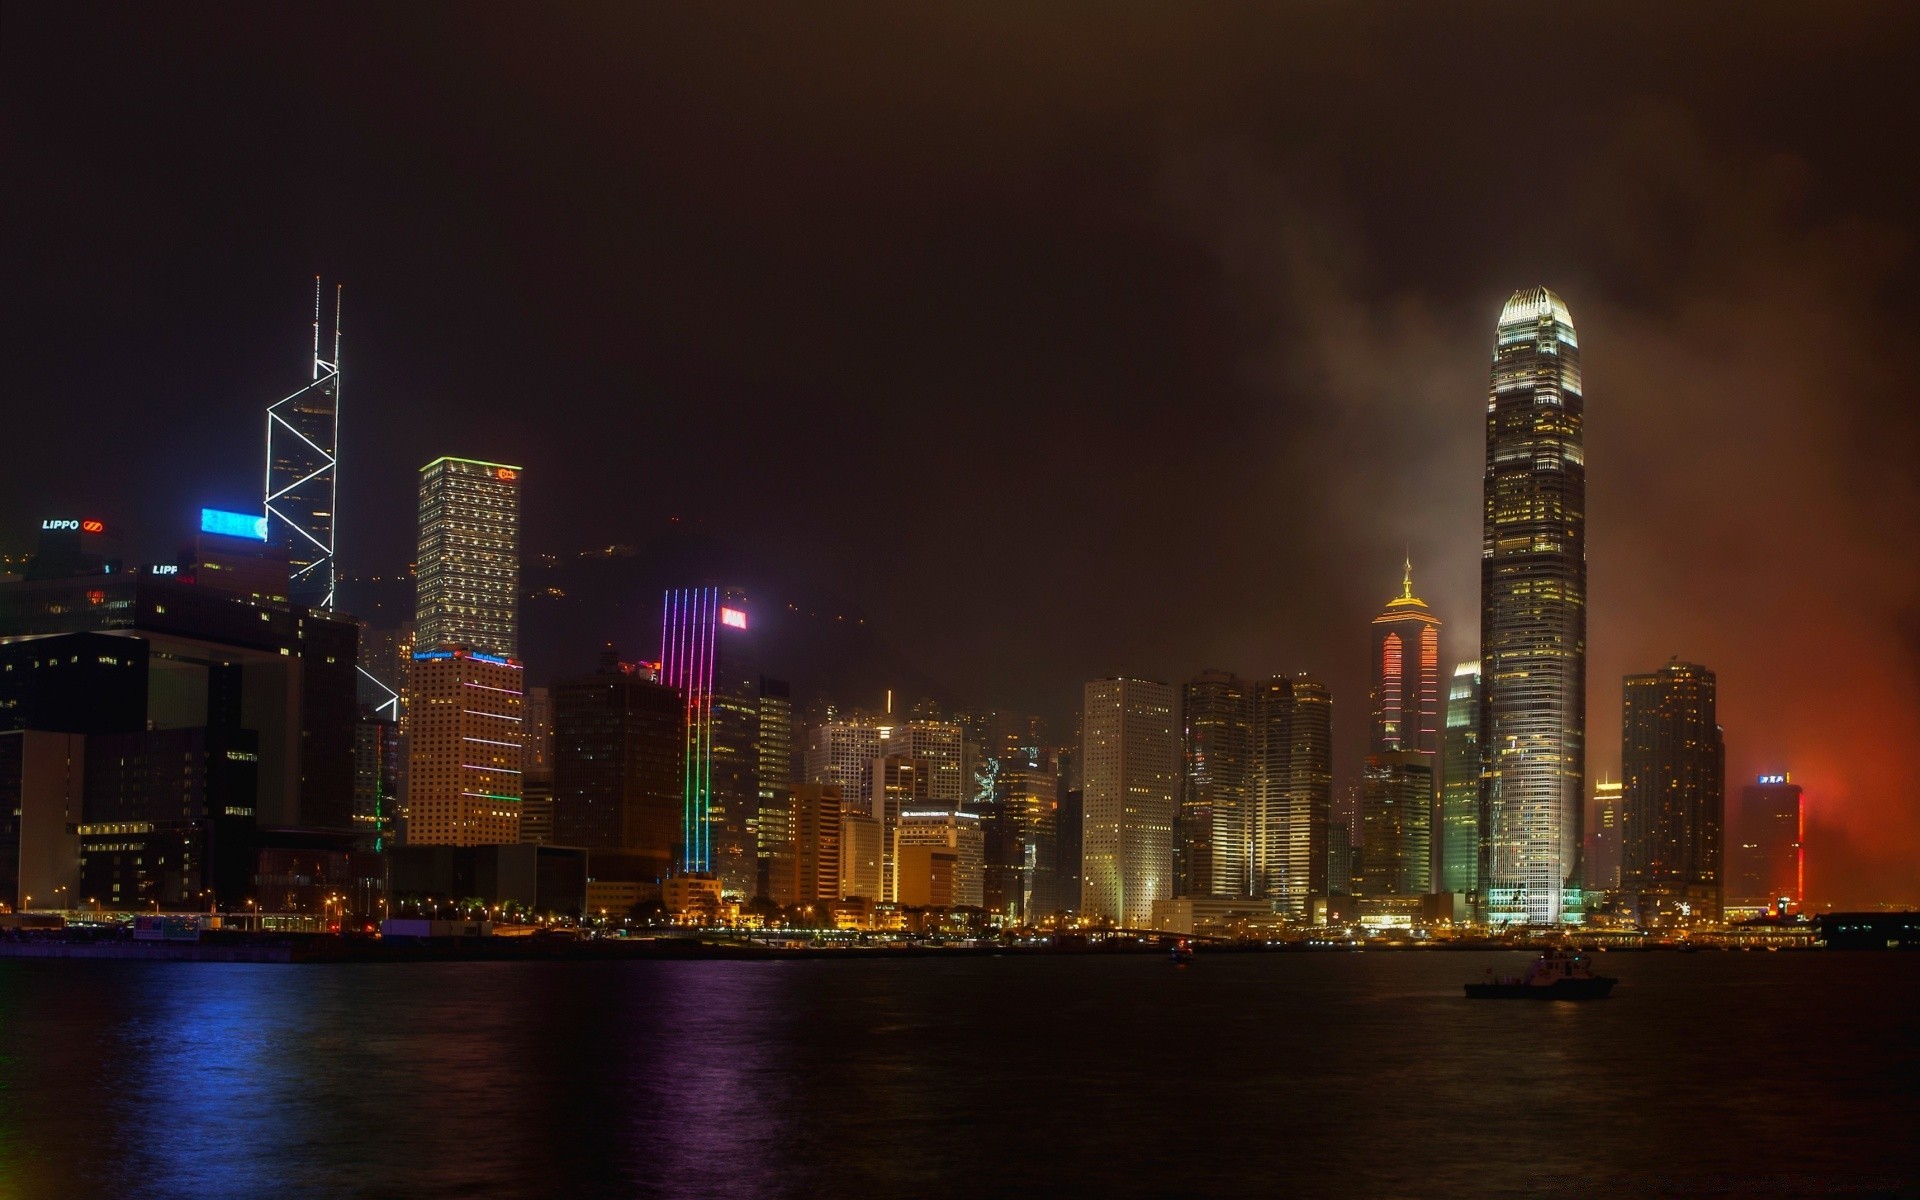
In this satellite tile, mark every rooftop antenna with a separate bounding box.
[311,275,322,379]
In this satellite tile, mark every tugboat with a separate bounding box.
[1170,937,1196,965]
[1465,948,1616,1000]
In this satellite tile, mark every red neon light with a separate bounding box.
[496,468,517,482]
[719,606,747,630]
[81,519,105,534]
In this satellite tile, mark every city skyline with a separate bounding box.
[5,7,1917,910]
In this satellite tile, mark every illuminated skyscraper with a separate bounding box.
[788,783,845,907]
[755,677,794,903]
[885,719,965,808]
[658,586,759,896]
[805,718,885,817]
[1584,778,1623,893]
[415,457,521,659]
[1370,560,1442,759]
[1179,670,1253,897]
[1080,677,1176,927]
[1368,562,1441,907]
[1359,751,1433,898]
[1439,661,1481,894]
[986,751,1059,920]
[1621,661,1725,926]
[264,279,342,609]
[1250,674,1331,917]
[1730,774,1803,914]
[404,646,523,846]
[1479,287,1587,925]
[897,808,985,908]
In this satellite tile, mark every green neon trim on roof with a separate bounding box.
[420,456,524,472]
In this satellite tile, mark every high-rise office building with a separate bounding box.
[986,751,1059,920]
[805,717,885,818]
[1250,675,1329,915]
[1251,674,1331,917]
[1479,287,1587,925]
[551,656,683,878]
[787,783,844,908]
[1584,778,1623,894]
[1730,774,1804,914]
[1370,560,1442,758]
[415,457,521,659]
[1360,752,1434,898]
[2,567,359,835]
[756,677,794,903]
[518,681,554,849]
[1180,671,1253,898]
[1621,661,1725,926]
[351,712,399,851]
[404,646,523,846]
[885,720,966,808]
[1251,676,1291,901]
[897,809,984,908]
[1439,661,1481,894]
[658,586,759,896]
[1056,787,1083,915]
[1080,678,1176,928]
[870,754,931,902]
[522,686,554,782]
[840,809,883,901]
[265,280,342,610]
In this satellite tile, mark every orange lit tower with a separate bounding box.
[1369,558,1442,758]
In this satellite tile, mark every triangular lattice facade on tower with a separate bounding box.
[265,278,341,609]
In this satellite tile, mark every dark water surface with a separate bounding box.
[1,950,1914,1198]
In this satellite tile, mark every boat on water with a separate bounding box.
[1170,938,1195,964]
[1465,948,1616,1000]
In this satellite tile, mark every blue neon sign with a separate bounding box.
[201,508,268,541]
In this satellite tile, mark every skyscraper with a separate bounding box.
[870,754,930,902]
[1179,671,1253,898]
[1250,675,1332,917]
[1621,661,1725,926]
[1584,778,1623,894]
[1479,287,1587,925]
[755,677,795,903]
[658,586,759,896]
[986,751,1059,920]
[1730,774,1803,914]
[415,457,521,659]
[1360,752,1434,899]
[805,717,885,817]
[1370,560,1442,759]
[1288,676,1334,916]
[551,655,684,877]
[787,783,845,909]
[1080,677,1176,928]
[265,279,342,610]
[1439,661,1481,894]
[404,646,523,846]
[886,719,966,808]
[897,808,985,908]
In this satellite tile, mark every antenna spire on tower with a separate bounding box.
[311,275,322,380]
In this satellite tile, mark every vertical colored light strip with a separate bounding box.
[701,586,717,875]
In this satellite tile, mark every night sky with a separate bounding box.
[5,5,1918,906]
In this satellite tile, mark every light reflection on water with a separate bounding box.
[0,952,1914,1198]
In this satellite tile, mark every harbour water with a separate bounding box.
[1,950,1914,1198]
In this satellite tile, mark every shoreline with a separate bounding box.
[0,936,1846,964]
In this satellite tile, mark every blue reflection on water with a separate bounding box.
[110,966,308,1196]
